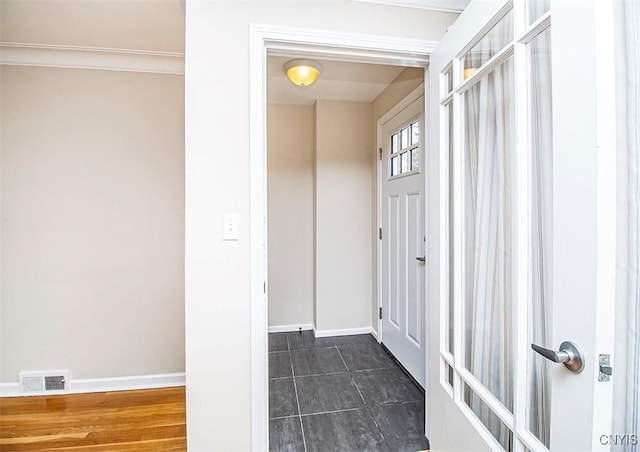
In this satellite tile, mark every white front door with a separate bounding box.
[380,94,426,387]
[426,0,616,450]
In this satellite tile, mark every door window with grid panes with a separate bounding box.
[389,121,420,178]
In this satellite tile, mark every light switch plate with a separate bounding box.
[223,214,238,241]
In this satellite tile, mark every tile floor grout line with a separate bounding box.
[269,376,296,381]
[293,370,349,379]
[299,406,363,417]
[335,346,367,406]
[289,332,308,452]
[269,414,302,421]
[334,345,350,372]
[350,365,397,373]
[365,404,391,450]
[335,343,386,448]
[289,346,335,352]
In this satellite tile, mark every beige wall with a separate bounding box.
[0,66,185,382]
[314,100,373,333]
[267,101,374,334]
[370,67,425,335]
[185,1,456,449]
[267,104,314,327]
[373,67,425,123]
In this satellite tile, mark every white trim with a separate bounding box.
[0,372,185,398]
[268,324,314,333]
[371,328,380,341]
[249,24,269,452]
[0,43,185,75]
[591,0,618,448]
[250,23,436,452]
[256,24,437,66]
[350,0,468,14]
[314,327,374,338]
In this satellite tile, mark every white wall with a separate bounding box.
[0,66,185,383]
[314,100,373,333]
[267,104,314,328]
[184,1,457,449]
[371,67,425,335]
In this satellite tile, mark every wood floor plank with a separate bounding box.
[0,387,186,451]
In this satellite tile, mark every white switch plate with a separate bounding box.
[223,214,238,241]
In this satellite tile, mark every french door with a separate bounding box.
[426,0,616,450]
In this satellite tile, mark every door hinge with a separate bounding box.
[379,227,382,240]
[379,307,382,320]
[263,282,266,294]
[379,148,383,160]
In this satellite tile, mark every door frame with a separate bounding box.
[375,83,426,369]
[249,24,437,451]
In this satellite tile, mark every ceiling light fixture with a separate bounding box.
[464,68,478,80]
[283,59,323,87]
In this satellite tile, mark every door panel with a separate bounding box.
[389,195,400,327]
[380,95,425,387]
[426,0,616,450]
[407,191,421,345]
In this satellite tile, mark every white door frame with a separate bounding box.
[249,24,437,451]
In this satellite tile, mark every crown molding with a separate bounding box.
[351,0,468,13]
[0,43,184,75]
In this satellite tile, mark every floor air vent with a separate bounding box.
[19,370,69,393]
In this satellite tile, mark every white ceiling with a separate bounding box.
[268,56,408,106]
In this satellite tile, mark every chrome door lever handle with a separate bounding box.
[531,344,570,363]
[416,256,426,263]
[531,341,585,373]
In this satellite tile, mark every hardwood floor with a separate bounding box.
[0,387,186,451]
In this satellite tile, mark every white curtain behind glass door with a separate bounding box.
[528,27,553,448]
[462,36,515,452]
[613,0,640,450]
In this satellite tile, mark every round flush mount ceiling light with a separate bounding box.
[283,59,323,87]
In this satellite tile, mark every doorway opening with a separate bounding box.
[249,24,438,451]
[266,55,426,450]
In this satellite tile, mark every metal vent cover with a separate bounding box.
[18,370,69,393]
[45,375,66,391]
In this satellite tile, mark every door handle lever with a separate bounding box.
[531,341,585,373]
[416,256,426,263]
[531,344,570,363]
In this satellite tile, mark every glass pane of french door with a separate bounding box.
[462,55,515,413]
[526,25,553,448]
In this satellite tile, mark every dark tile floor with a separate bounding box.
[268,331,429,452]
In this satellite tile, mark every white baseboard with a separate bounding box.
[0,372,185,398]
[268,323,314,333]
[268,324,374,338]
[314,326,373,338]
[370,328,379,341]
